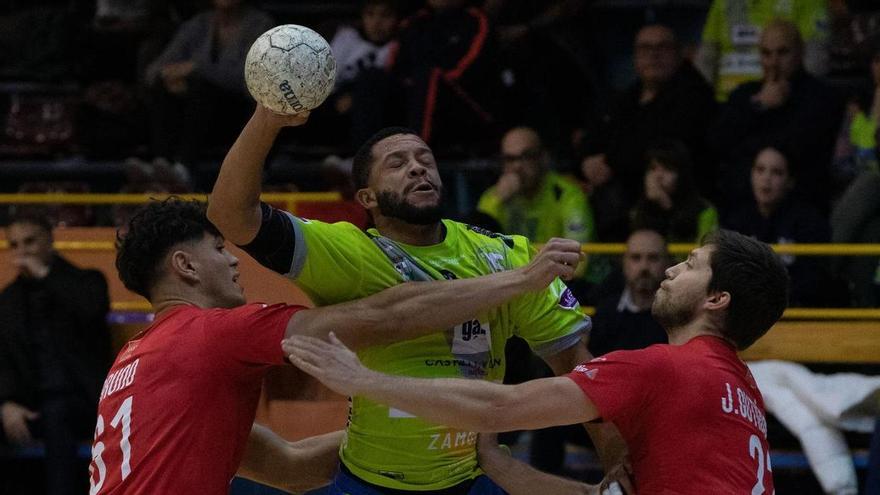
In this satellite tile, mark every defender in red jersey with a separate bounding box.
[287,229,790,494]
[89,199,584,494]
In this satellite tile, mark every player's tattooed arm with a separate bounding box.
[237,423,342,493]
[284,238,584,349]
[208,105,308,245]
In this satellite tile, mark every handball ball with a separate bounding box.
[244,25,337,115]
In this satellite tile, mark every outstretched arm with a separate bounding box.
[207,106,309,245]
[286,333,598,432]
[237,424,343,493]
[284,238,584,349]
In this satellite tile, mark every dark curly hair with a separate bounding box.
[115,198,219,300]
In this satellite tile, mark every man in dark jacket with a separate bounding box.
[709,19,844,212]
[580,24,718,239]
[0,213,111,495]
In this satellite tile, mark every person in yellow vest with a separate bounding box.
[696,0,830,101]
[478,126,596,294]
[478,127,595,251]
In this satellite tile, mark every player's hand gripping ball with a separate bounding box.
[245,24,337,115]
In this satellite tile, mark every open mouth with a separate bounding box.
[409,182,435,193]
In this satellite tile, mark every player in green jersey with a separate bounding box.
[208,107,623,493]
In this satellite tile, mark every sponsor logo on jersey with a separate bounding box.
[573,363,598,380]
[558,287,578,309]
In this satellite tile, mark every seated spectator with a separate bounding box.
[390,0,503,152]
[709,19,844,212]
[580,24,717,208]
[696,0,830,102]
[0,213,111,495]
[478,126,595,296]
[478,126,595,244]
[630,140,719,244]
[588,228,670,357]
[722,146,836,307]
[144,0,272,167]
[530,229,670,475]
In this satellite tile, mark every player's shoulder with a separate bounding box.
[600,343,675,373]
[447,219,525,250]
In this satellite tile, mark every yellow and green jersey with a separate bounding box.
[477,171,594,245]
[701,0,828,101]
[241,204,589,490]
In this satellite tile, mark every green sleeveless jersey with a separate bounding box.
[288,217,589,490]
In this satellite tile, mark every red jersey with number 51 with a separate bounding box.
[88,303,301,495]
[567,335,774,494]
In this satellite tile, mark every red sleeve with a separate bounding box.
[203,303,305,367]
[565,345,673,428]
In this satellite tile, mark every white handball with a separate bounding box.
[244,24,337,115]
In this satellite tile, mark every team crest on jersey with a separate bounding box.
[558,287,578,309]
[573,364,598,380]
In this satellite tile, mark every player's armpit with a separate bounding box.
[237,424,343,492]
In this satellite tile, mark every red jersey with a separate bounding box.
[87,303,302,495]
[567,336,774,494]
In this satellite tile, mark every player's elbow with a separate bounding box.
[206,203,259,245]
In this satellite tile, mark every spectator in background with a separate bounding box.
[0,213,111,495]
[630,140,718,244]
[528,229,670,476]
[306,0,402,150]
[478,126,595,297]
[144,0,272,168]
[709,19,843,212]
[580,24,717,211]
[696,0,830,102]
[722,146,836,307]
[831,34,880,196]
[391,0,503,152]
[830,35,880,307]
[589,229,669,357]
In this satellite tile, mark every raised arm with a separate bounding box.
[287,333,598,432]
[237,423,343,493]
[207,106,309,245]
[283,238,584,349]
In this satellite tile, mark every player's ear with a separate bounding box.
[169,249,199,284]
[355,188,378,209]
[704,290,730,312]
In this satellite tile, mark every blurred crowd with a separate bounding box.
[2,0,880,302]
[3,1,880,493]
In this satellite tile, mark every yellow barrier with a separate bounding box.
[586,243,880,256]
[3,240,880,257]
[0,192,341,216]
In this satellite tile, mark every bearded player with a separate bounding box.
[289,230,789,494]
[87,198,583,494]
